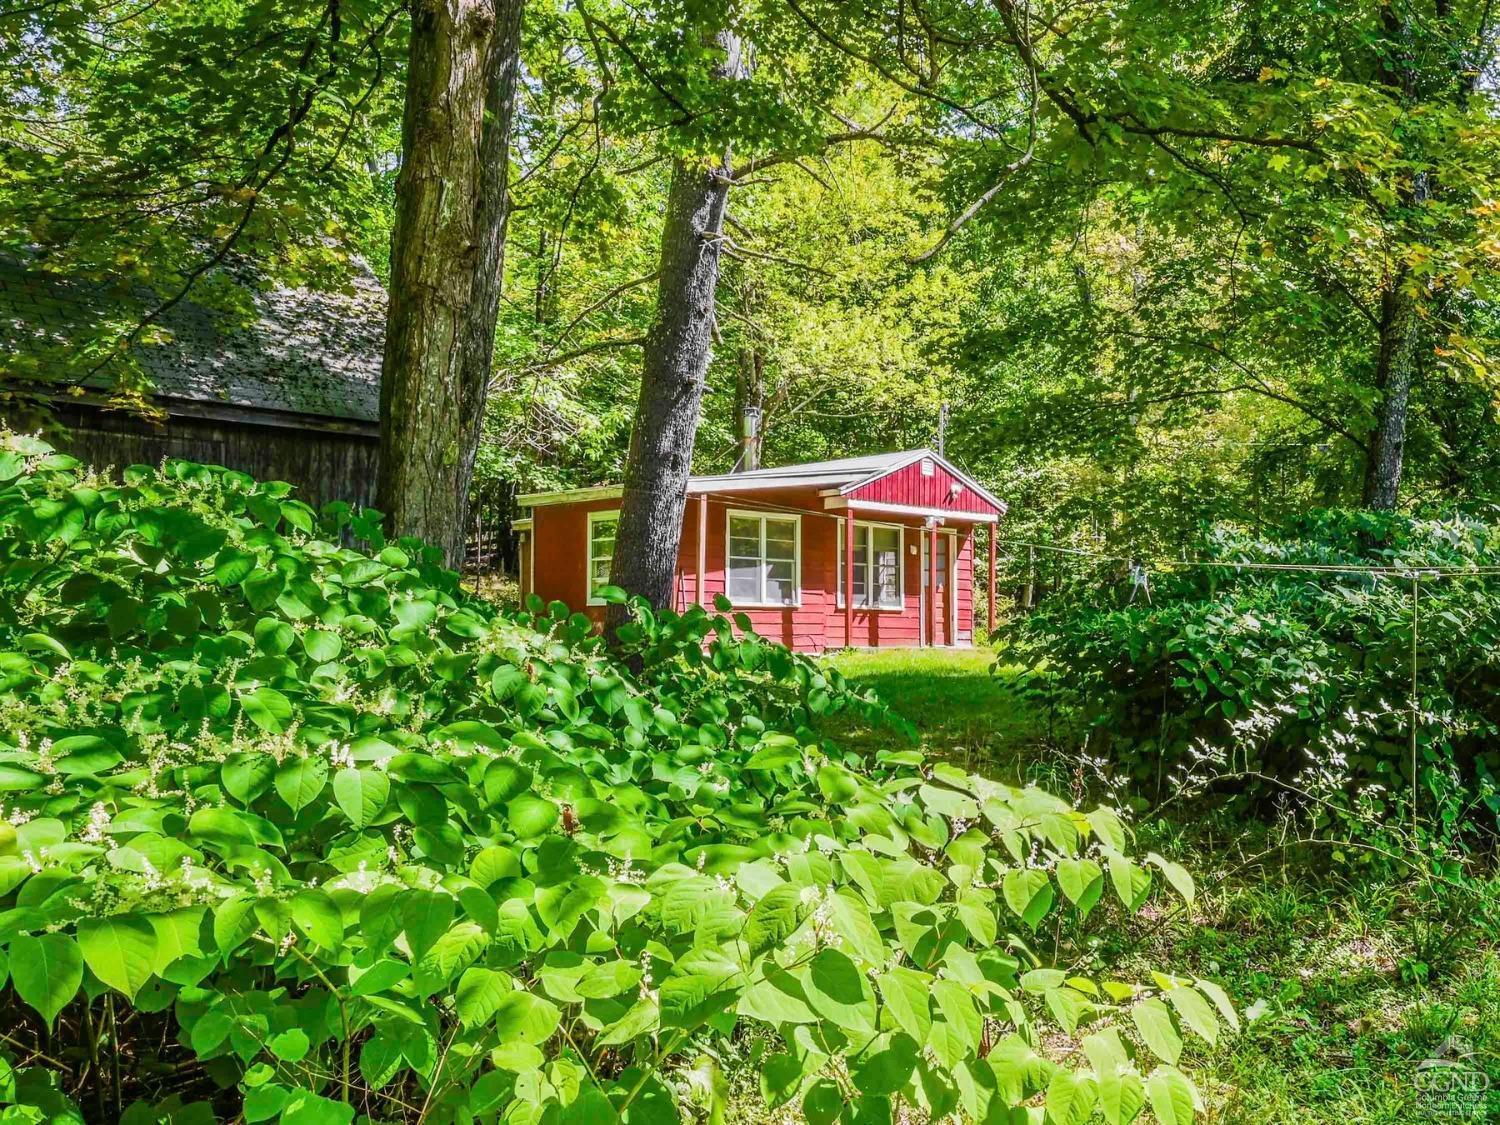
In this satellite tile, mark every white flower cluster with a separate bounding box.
[796,884,841,951]
[326,740,356,769]
[638,948,657,1003]
[80,801,111,843]
[605,853,643,885]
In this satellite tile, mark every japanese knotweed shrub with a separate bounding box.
[0,431,1224,1124]
[1007,511,1500,840]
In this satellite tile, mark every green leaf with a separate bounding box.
[240,687,293,733]
[213,547,257,586]
[222,753,276,804]
[852,1033,919,1096]
[332,767,389,828]
[505,794,558,839]
[1045,1068,1099,1125]
[804,948,877,1033]
[492,989,562,1045]
[1086,807,1128,852]
[1003,867,1055,928]
[274,755,329,812]
[816,763,859,803]
[1145,1066,1197,1125]
[1108,854,1152,912]
[77,914,158,999]
[1132,998,1183,1065]
[303,629,343,663]
[744,883,801,957]
[10,933,82,1027]
[1056,857,1104,915]
[254,616,295,655]
[1084,1031,1146,1125]
[189,806,283,849]
[802,1079,844,1125]
[929,980,981,1068]
[877,965,933,1043]
[280,1089,354,1125]
[1165,985,1218,1047]
[400,891,454,962]
[291,890,344,950]
[456,967,513,1028]
[269,1028,311,1062]
[1193,978,1239,1033]
[1147,852,1195,907]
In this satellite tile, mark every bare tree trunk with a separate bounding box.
[606,151,734,619]
[456,0,525,543]
[1361,274,1420,510]
[378,0,523,566]
[605,32,742,626]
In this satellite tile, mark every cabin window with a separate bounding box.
[586,511,619,605]
[726,512,800,606]
[838,521,904,609]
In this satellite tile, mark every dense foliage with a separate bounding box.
[0,0,402,409]
[0,432,1223,1122]
[1008,511,1500,844]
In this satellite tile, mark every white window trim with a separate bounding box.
[724,509,802,608]
[837,519,907,611]
[585,509,620,606]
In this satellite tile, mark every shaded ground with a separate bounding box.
[824,646,1500,1125]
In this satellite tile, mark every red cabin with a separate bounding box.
[513,449,1006,653]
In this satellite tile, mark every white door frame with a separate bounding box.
[918,527,959,646]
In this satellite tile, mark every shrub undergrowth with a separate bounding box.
[0,431,1221,1123]
[1007,510,1500,847]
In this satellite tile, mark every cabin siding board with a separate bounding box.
[847,457,995,515]
[525,461,1001,653]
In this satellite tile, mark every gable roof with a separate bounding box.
[519,448,1005,514]
[0,254,384,430]
[684,450,918,493]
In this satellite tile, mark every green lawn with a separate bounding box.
[822,646,1500,1125]
[823,647,1079,789]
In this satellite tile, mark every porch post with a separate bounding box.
[987,524,997,637]
[928,521,938,647]
[696,493,708,607]
[844,514,854,648]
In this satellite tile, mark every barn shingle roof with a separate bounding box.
[0,255,384,427]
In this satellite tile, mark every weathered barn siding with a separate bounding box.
[44,404,380,509]
[2,253,386,510]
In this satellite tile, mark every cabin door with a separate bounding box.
[920,530,957,646]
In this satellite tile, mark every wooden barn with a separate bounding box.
[0,255,383,507]
[516,450,1006,652]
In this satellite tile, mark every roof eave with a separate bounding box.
[839,448,1007,514]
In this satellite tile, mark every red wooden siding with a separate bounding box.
[846,455,999,516]
[523,482,991,652]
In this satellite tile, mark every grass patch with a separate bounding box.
[824,645,1500,1124]
[824,647,1077,787]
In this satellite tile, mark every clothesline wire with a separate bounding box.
[992,536,1500,579]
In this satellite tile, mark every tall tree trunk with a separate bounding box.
[606,149,734,618]
[1361,273,1420,510]
[606,31,742,625]
[378,0,523,566]
[456,0,525,541]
